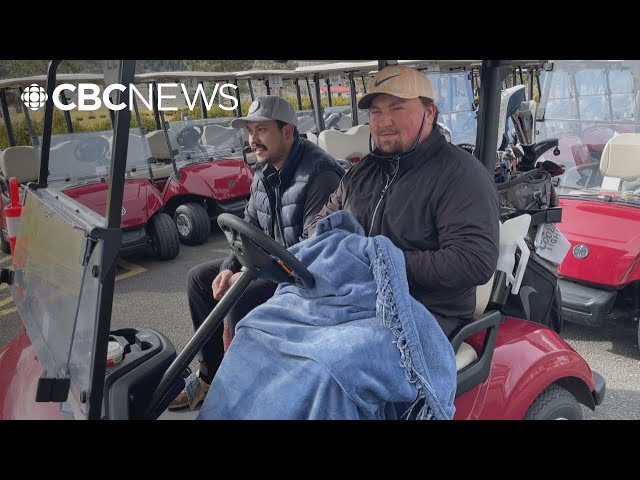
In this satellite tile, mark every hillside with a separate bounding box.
[0,60,298,80]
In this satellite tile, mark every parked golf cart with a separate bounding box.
[535,60,640,349]
[130,71,253,246]
[0,59,604,420]
[0,73,180,260]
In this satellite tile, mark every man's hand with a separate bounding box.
[212,269,242,300]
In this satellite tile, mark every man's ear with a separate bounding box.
[285,123,295,140]
[427,102,437,122]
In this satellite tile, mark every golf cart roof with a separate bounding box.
[293,60,490,75]
[0,73,104,89]
[233,69,302,80]
[294,61,379,75]
[134,71,236,82]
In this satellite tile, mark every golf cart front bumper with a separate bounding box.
[558,278,617,327]
[119,227,149,255]
[592,370,606,406]
[216,196,249,218]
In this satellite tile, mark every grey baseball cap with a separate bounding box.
[231,95,298,129]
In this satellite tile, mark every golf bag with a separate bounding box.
[496,167,564,333]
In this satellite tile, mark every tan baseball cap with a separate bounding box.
[358,65,434,109]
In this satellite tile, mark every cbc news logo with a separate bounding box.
[20,82,238,112]
[21,83,48,111]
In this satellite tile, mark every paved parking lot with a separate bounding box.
[1,226,638,419]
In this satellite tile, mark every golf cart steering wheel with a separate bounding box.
[73,136,110,163]
[217,213,315,289]
[176,125,204,149]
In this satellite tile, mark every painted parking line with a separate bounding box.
[0,306,16,316]
[115,258,146,281]
[0,283,14,317]
[0,296,13,307]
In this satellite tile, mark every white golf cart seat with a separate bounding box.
[599,133,640,190]
[0,146,39,183]
[305,130,318,145]
[317,124,371,162]
[146,129,178,161]
[455,213,532,371]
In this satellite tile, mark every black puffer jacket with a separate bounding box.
[222,136,344,272]
[305,129,500,336]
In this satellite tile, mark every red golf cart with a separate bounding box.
[0,74,180,260]
[536,60,640,349]
[134,72,254,246]
[0,59,604,420]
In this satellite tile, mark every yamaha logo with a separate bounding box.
[573,244,589,259]
[121,207,126,216]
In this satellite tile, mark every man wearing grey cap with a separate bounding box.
[170,95,344,410]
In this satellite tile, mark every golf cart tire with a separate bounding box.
[524,384,583,420]
[150,213,180,260]
[0,233,10,254]
[174,203,210,245]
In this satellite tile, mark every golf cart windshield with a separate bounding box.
[167,117,245,165]
[37,129,154,184]
[536,60,640,197]
[11,187,107,419]
[427,71,477,145]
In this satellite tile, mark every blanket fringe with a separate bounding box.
[371,241,435,420]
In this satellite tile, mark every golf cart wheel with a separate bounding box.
[0,232,10,254]
[149,213,180,260]
[524,384,583,420]
[174,203,210,245]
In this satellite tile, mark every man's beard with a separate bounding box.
[378,139,403,155]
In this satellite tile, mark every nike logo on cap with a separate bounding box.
[374,74,401,87]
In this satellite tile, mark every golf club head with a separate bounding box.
[511,100,537,146]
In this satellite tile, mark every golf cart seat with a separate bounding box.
[124,134,175,180]
[0,146,39,183]
[453,214,532,394]
[599,133,640,188]
[318,124,371,163]
[305,130,318,145]
[146,129,178,161]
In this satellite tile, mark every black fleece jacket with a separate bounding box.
[304,129,500,336]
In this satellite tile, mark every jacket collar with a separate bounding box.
[255,136,305,188]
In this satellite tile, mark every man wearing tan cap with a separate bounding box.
[305,65,500,338]
[170,95,344,410]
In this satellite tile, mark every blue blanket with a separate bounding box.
[198,211,457,420]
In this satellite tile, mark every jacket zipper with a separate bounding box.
[275,183,286,243]
[368,161,400,236]
[261,177,278,237]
